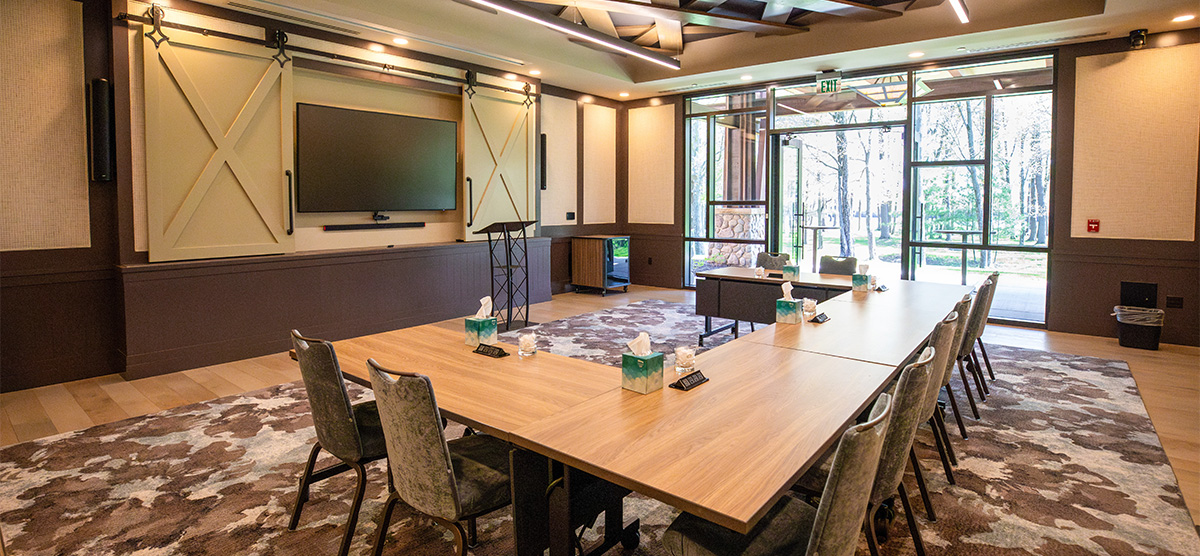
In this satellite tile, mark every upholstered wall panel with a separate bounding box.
[1071,43,1199,241]
[628,104,675,225]
[1,0,90,251]
[583,103,617,225]
[541,94,578,226]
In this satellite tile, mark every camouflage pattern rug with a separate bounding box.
[1,301,1197,555]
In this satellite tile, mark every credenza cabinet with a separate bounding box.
[571,235,630,295]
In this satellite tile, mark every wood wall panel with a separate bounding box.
[541,94,579,226]
[583,104,618,224]
[628,104,676,225]
[630,234,684,289]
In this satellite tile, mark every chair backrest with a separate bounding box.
[872,348,934,507]
[291,330,365,463]
[756,251,791,270]
[944,296,971,385]
[959,279,993,358]
[979,272,1000,334]
[368,360,461,521]
[819,256,858,275]
[805,392,891,556]
[921,315,958,419]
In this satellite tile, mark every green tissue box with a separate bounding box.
[852,273,870,292]
[776,299,801,324]
[782,265,800,281]
[465,317,498,347]
[622,352,664,394]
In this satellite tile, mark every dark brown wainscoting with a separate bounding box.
[630,234,684,289]
[118,240,551,380]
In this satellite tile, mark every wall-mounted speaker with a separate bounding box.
[87,78,115,182]
[539,133,547,190]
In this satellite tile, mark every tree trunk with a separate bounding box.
[879,202,893,240]
[836,128,852,258]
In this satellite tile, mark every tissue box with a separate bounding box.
[852,274,870,292]
[622,352,664,394]
[465,317,498,347]
[782,265,800,281]
[776,299,802,324]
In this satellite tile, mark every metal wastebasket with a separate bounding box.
[1112,305,1165,350]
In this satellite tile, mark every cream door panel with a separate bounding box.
[143,30,294,261]
[463,88,536,239]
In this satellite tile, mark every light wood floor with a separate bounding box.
[1,286,1196,526]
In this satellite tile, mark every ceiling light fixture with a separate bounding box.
[503,73,518,80]
[993,79,1003,90]
[392,37,409,45]
[948,0,970,24]
[368,43,385,52]
[529,69,542,75]
[741,74,753,81]
[908,51,925,58]
[619,92,630,97]
[462,0,681,70]
[1172,14,1195,23]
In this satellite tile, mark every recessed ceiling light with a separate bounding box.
[368,44,385,52]
[619,92,630,97]
[1173,14,1195,23]
[503,73,518,80]
[529,69,542,76]
[740,74,753,81]
[909,51,925,58]
[392,37,409,45]
[956,46,968,52]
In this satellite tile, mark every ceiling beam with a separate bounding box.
[579,7,620,36]
[524,0,808,35]
[770,0,901,21]
[655,18,685,51]
[761,1,793,22]
[685,0,728,9]
[633,26,660,46]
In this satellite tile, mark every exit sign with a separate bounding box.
[818,73,841,94]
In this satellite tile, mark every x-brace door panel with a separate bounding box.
[463,89,536,239]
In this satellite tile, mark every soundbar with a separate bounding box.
[322,222,426,231]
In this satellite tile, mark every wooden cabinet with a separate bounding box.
[571,235,630,295]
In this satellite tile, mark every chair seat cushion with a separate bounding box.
[662,494,816,556]
[351,401,388,460]
[448,434,512,516]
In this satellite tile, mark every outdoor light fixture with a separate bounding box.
[1129,29,1147,49]
[461,0,681,70]
[948,0,969,23]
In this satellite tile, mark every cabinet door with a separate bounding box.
[463,89,536,239]
[143,31,294,261]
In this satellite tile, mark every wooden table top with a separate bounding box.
[513,341,893,534]
[695,266,853,289]
[332,325,620,440]
[825,280,973,311]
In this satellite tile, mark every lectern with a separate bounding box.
[475,221,536,331]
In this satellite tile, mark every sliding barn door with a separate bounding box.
[143,31,294,261]
[463,89,536,238]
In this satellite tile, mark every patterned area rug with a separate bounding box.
[1,301,1197,555]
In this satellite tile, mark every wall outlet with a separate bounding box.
[566,211,575,221]
[648,257,653,265]
[1166,296,1184,308]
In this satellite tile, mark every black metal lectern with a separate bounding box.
[475,221,536,331]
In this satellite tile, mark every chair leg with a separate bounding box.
[928,418,955,485]
[933,410,957,467]
[977,338,996,380]
[908,448,936,522]
[337,462,369,556]
[432,517,469,555]
[289,443,322,530]
[897,483,928,556]
[944,384,969,439]
[467,517,478,548]
[863,501,882,556]
[969,350,989,397]
[750,322,755,332]
[959,358,985,413]
[372,492,401,556]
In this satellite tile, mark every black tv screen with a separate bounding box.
[296,103,457,212]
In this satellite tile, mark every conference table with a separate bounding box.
[330,272,973,555]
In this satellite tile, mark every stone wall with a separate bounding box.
[710,207,766,266]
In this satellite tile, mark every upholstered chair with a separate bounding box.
[662,392,892,556]
[368,360,512,555]
[973,272,1001,381]
[756,252,791,270]
[943,296,977,438]
[958,279,995,402]
[819,255,859,275]
[288,330,388,556]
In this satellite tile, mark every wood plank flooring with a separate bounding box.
[1,285,1196,526]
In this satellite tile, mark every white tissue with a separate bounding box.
[475,296,493,319]
[858,263,870,275]
[781,282,795,302]
[754,266,766,278]
[627,332,652,356]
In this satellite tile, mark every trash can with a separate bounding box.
[1112,305,1165,350]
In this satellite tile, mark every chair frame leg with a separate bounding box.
[864,501,882,556]
[977,338,996,380]
[897,483,928,556]
[467,517,479,548]
[336,462,369,556]
[432,516,469,555]
[928,418,955,485]
[933,410,957,467]
[289,443,323,530]
[944,384,969,439]
[908,448,936,522]
[957,358,982,418]
[372,491,401,556]
[969,350,989,397]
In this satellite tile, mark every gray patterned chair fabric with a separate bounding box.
[959,279,994,359]
[756,252,791,270]
[974,272,1001,380]
[368,359,512,555]
[942,296,977,438]
[662,392,892,556]
[288,330,388,556]
[819,256,858,275]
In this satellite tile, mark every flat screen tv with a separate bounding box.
[295,103,457,213]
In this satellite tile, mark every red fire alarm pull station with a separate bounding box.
[1087,219,1100,233]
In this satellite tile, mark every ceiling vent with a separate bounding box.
[966,31,1108,53]
[659,82,730,93]
[226,2,361,35]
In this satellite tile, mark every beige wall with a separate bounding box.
[1071,43,1199,241]
[583,103,617,224]
[627,104,675,225]
[541,94,578,226]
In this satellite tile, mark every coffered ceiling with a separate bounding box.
[203,0,1198,98]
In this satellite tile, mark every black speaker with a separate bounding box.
[87,78,115,182]
[1120,281,1157,308]
[539,133,547,190]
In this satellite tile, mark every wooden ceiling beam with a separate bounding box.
[632,25,660,46]
[769,0,901,21]
[656,18,685,51]
[579,7,620,36]
[524,0,807,35]
[761,1,793,22]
